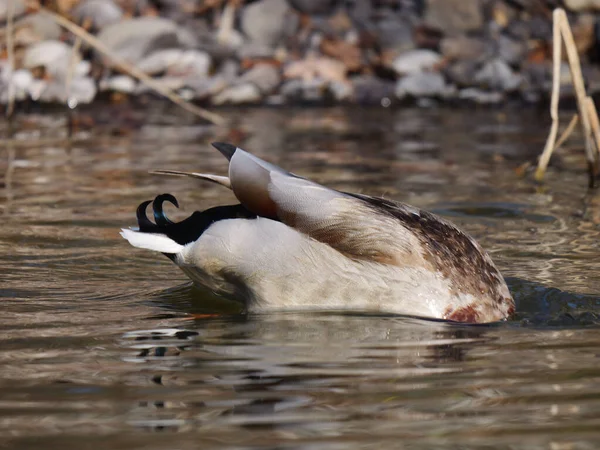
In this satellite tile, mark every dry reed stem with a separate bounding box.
[536,8,600,184]
[39,7,226,125]
[5,0,16,118]
[586,97,600,158]
[554,114,579,150]
[558,9,598,175]
[535,9,562,181]
[0,136,103,148]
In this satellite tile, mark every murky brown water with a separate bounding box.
[2,106,600,449]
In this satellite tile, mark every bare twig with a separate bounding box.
[5,0,16,118]
[39,6,226,125]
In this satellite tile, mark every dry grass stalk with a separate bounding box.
[65,35,83,108]
[216,0,236,45]
[39,7,226,125]
[535,8,600,185]
[2,144,15,215]
[0,136,97,148]
[5,0,16,118]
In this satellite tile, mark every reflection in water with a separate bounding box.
[119,318,487,432]
[1,106,600,449]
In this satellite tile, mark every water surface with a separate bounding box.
[1,106,600,449]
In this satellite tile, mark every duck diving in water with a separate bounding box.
[121,142,515,323]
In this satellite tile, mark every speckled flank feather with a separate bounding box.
[123,142,516,323]
[350,195,514,322]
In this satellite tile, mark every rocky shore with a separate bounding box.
[2,0,600,111]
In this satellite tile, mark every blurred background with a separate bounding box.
[1,0,600,108]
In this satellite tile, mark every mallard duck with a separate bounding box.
[121,143,515,323]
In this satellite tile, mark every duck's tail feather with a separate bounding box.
[150,170,232,189]
[120,229,184,254]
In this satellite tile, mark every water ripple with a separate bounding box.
[2,107,600,448]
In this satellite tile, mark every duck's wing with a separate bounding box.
[213,142,425,266]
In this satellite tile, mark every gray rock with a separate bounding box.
[17,13,62,44]
[392,49,442,76]
[396,72,454,99]
[216,28,245,51]
[300,79,326,102]
[186,75,228,100]
[136,49,211,77]
[11,69,34,101]
[458,88,504,104]
[212,83,262,105]
[74,61,91,77]
[238,64,281,94]
[440,36,488,62]
[241,0,294,48]
[0,67,33,103]
[505,16,552,41]
[219,60,241,83]
[497,34,526,66]
[29,76,97,105]
[73,0,123,31]
[23,40,80,78]
[287,0,337,15]
[236,42,277,59]
[99,75,137,93]
[280,78,324,102]
[95,17,197,66]
[445,60,478,87]
[329,80,353,101]
[352,76,396,105]
[474,58,522,92]
[0,0,25,21]
[135,76,187,94]
[423,0,484,35]
[280,78,304,99]
[374,16,415,53]
[284,56,346,84]
[521,61,553,101]
[67,77,97,106]
[136,48,182,74]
